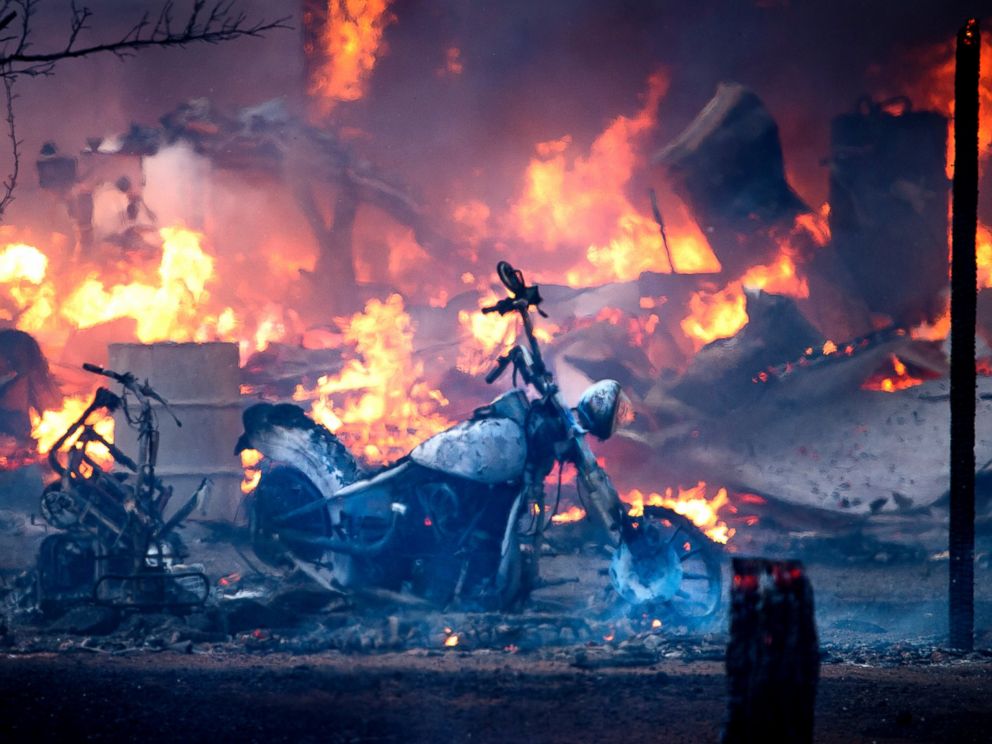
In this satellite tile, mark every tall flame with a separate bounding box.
[60,226,215,343]
[679,211,823,350]
[888,34,992,179]
[509,71,721,286]
[295,294,451,463]
[307,0,396,109]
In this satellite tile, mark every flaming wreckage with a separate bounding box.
[8,76,983,635]
[236,263,723,622]
[26,263,722,626]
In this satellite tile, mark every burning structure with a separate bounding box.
[0,2,990,742]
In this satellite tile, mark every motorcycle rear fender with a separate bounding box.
[236,403,362,500]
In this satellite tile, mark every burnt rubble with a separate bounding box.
[1,499,989,662]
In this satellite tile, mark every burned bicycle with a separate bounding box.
[36,363,208,612]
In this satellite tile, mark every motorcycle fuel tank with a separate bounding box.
[411,418,527,484]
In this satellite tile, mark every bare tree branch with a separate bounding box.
[1,1,290,75]
[0,11,17,34]
[0,0,291,218]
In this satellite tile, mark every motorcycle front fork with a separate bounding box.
[495,467,549,607]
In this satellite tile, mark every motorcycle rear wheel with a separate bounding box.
[249,466,330,566]
[609,506,724,629]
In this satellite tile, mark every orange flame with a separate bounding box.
[622,483,736,544]
[307,0,396,109]
[60,226,216,343]
[978,223,992,289]
[30,393,115,470]
[679,213,819,350]
[0,243,48,284]
[887,34,992,180]
[240,448,263,494]
[509,71,721,286]
[551,505,586,524]
[294,294,452,464]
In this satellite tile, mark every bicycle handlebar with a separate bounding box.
[82,363,182,427]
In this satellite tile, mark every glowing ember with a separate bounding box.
[551,505,586,524]
[441,46,463,76]
[307,0,396,110]
[443,628,459,647]
[862,354,927,393]
[623,483,736,544]
[295,294,452,464]
[218,572,242,587]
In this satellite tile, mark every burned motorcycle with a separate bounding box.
[238,262,722,623]
[36,364,208,612]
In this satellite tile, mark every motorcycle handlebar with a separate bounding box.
[83,362,130,383]
[481,297,523,316]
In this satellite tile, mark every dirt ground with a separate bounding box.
[4,472,992,743]
[0,651,988,744]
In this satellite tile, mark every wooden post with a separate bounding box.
[723,559,819,744]
[949,18,981,652]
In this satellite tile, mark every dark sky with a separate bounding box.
[4,0,988,223]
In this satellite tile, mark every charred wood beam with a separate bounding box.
[949,17,981,652]
[655,83,808,277]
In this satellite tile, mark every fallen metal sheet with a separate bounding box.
[667,375,992,515]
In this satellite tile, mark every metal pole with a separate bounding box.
[949,17,981,651]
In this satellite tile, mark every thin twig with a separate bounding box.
[0,75,20,215]
[6,1,291,74]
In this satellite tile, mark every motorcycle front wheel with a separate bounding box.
[608,506,724,628]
